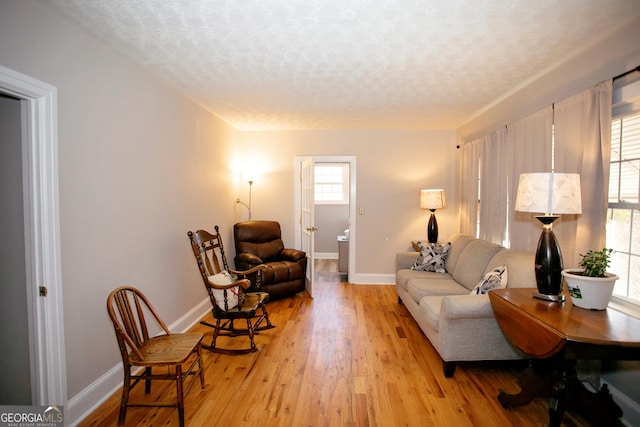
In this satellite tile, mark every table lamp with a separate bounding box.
[420,189,446,243]
[514,172,582,301]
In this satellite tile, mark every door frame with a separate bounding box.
[0,65,67,406]
[294,156,356,281]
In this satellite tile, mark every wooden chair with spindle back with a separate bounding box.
[106,286,205,427]
[188,226,274,354]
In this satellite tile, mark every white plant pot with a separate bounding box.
[562,268,619,310]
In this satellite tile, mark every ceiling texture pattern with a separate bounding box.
[47,0,640,131]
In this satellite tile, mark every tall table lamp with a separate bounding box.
[514,173,582,302]
[420,189,446,243]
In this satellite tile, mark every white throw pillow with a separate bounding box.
[470,265,508,295]
[207,271,240,310]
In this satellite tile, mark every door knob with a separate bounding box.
[306,226,318,232]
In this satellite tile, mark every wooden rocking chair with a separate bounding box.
[188,226,274,354]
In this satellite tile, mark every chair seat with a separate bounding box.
[129,332,204,365]
[241,291,269,309]
[213,292,269,318]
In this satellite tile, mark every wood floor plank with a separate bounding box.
[79,260,589,426]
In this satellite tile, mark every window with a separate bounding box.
[607,109,640,306]
[314,163,349,205]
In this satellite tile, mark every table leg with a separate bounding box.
[498,361,552,408]
[498,359,623,426]
[548,371,567,427]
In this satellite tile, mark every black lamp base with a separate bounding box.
[533,291,565,302]
[427,211,438,243]
[533,215,564,302]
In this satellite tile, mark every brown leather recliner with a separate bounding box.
[233,220,307,300]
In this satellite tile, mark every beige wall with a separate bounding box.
[237,129,457,278]
[0,0,243,405]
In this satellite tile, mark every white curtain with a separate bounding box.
[478,128,508,245]
[458,138,480,236]
[553,80,613,268]
[506,106,553,251]
[459,81,612,258]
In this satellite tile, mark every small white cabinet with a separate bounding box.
[337,235,349,273]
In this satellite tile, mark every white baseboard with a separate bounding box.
[314,252,338,259]
[348,273,395,285]
[66,298,211,426]
[606,381,640,427]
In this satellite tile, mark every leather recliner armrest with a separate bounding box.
[281,248,306,262]
[235,252,263,266]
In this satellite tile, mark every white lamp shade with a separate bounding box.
[514,173,582,215]
[420,189,446,210]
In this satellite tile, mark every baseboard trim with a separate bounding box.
[349,273,395,285]
[314,252,338,259]
[606,381,640,427]
[66,298,211,426]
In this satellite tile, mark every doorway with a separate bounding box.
[0,93,32,404]
[295,156,356,296]
[0,65,67,406]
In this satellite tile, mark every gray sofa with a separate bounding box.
[396,234,536,377]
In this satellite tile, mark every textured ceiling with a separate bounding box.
[46,0,640,131]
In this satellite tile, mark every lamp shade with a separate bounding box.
[420,189,446,210]
[514,173,582,215]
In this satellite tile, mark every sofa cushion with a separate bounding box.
[396,269,451,293]
[411,242,451,273]
[485,248,536,289]
[420,296,444,332]
[444,234,476,275]
[407,277,468,304]
[451,239,503,291]
[470,265,508,295]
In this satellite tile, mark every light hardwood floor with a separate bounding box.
[80,260,588,426]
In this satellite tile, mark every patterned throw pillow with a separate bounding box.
[411,242,451,273]
[207,271,240,310]
[470,265,508,295]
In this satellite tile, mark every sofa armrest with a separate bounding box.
[281,248,306,262]
[440,294,495,320]
[396,252,418,271]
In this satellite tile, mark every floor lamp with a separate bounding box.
[236,179,253,220]
[514,173,582,302]
[420,189,446,244]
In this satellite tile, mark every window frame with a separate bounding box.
[313,163,349,205]
[607,78,640,311]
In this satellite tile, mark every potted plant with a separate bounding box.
[561,248,619,310]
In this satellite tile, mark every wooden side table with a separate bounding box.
[489,288,640,426]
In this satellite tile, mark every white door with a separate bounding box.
[301,158,316,297]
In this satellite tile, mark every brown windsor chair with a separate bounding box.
[106,286,205,427]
